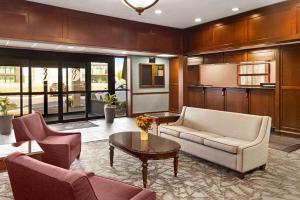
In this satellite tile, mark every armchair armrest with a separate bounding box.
[38,142,71,169]
[130,189,156,200]
[46,128,81,137]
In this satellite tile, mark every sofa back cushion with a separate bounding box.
[182,107,263,141]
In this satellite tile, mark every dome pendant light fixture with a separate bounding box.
[122,0,159,15]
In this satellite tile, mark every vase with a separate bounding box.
[140,130,149,141]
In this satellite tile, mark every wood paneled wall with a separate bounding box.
[0,0,182,54]
[280,44,300,134]
[184,0,300,54]
[169,58,180,112]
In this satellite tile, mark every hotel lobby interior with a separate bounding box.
[0,0,300,199]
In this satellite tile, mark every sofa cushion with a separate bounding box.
[42,134,81,149]
[180,131,222,144]
[182,107,263,141]
[204,137,249,154]
[159,125,199,137]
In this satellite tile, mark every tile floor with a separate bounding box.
[0,117,139,145]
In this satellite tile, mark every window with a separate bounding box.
[238,63,270,86]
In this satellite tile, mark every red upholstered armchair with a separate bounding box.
[5,152,156,200]
[12,112,81,169]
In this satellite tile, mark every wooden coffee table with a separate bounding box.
[109,132,181,188]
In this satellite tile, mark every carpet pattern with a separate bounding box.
[50,121,98,131]
[1,140,300,200]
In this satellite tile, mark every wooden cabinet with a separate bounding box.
[187,65,200,85]
[247,4,294,44]
[0,3,28,39]
[249,89,275,126]
[0,0,181,54]
[225,88,249,113]
[247,49,276,62]
[203,53,224,64]
[184,1,297,54]
[187,88,205,108]
[185,25,213,53]
[28,5,64,42]
[223,51,247,63]
[169,58,179,112]
[212,20,246,48]
[205,88,225,111]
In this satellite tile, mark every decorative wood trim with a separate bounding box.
[132,92,169,95]
[132,110,169,117]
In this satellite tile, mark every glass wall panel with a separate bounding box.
[31,95,44,114]
[91,62,108,91]
[22,67,29,93]
[23,95,30,115]
[66,68,86,92]
[0,95,21,116]
[63,93,86,120]
[89,92,105,117]
[31,68,58,92]
[115,58,127,117]
[0,66,21,93]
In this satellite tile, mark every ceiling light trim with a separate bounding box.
[122,0,159,15]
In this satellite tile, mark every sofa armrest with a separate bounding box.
[167,106,187,126]
[237,117,271,173]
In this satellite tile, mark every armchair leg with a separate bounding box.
[259,164,266,170]
[237,172,245,179]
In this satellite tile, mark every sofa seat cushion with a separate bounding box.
[159,125,199,137]
[89,176,144,200]
[42,134,81,149]
[180,131,222,144]
[204,137,249,154]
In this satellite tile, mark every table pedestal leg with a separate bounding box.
[174,154,179,177]
[142,159,148,188]
[109,145,114,167]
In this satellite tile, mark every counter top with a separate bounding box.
[188,85,276,90]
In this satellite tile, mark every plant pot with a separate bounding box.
[0,115,14,135]
[104,106,116,123]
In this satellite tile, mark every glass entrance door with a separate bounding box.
[62,64,87,121]
[31,64,59,122]
[0,53,128,123]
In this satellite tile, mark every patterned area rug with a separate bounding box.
[1,140,300,200]
[49,121,98,131]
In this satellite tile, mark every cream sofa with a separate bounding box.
[158,107,271,177]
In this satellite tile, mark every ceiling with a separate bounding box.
[27,0,285,29]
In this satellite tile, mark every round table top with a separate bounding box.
[109,132,181,156]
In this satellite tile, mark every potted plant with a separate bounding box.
[0,97,17,135]
[101,93,120,123]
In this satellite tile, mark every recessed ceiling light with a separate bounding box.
[67,46,74,49]
[232,7,240,12]
[122,51,128,54]
[157,54,175,58]
[195,18,202,23]
[31,43,37,48]
[155,9,162,14]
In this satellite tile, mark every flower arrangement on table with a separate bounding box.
[136,115,153,140]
